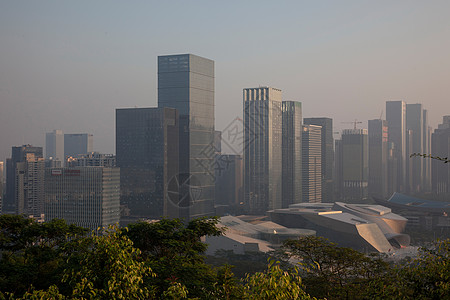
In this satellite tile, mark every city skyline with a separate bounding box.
[1,1,450,165]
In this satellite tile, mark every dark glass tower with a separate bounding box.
[116,107,179,219]
[282,101,302,207]
[341,129,369,202]
[303,117,334,202]
[368,119,389,199]
[158,54,215,219]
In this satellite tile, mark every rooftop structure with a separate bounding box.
[269,202,409,253]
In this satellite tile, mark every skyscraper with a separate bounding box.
[431,115,450,199]
[0,161,3,214]
[406,103,424,193]
[302,124,322,203]
[64,133,93,158]
[46,130,64,161]
[5,145,44,217]
[282,101,302,207]
[386,101,406,193]
[116,107,179,219]
[340,129,368,202]
[158,54,215,219]
[45,166,120,230]
[368,119,389,199]
[303,117,334,202]
[243,87,283,215]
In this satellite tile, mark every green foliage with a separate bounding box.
[283,236,392,299]
[124,217,225,299]
[63,225,154,299]
[0,215,88,295]
[396,239,450,299]
[205,250,272,279]
[242,259,313,300]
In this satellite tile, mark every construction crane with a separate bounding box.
[341,119,362,130]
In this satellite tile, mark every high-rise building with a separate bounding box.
[67,152,115,167]
[302,124,322,203]
[431,115,450,199]
[158,54,215,219]
[340,129,368,202]
[0,161,3,214]
[406,103,424,193]
[64,133,93,158]
[386,101,406,193]
[215,154,243,210]
[304,117,334,202]
[335,139,343,199]
[116,107,179,219]
[44,167,120,230]
[46,130,64,161]
[368,119,389,199]
[423,109,432,192]
[243,87,283,215]
[282,101,302,207]
[5,145,44,216]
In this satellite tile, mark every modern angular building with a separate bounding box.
[158,54,215,219]
[243,87,283,215]
[5,145,44,216]
[44,167,120,230]
[304,117,334,202]
[386,101,407,193]
[302,125,322,203]
[116,107,179,219]
[45,130,64,161]
[282,101,302,207]
[339,129,369,202]
[64,133,93,158]
[368,119,389,199]
[269,202,409,253]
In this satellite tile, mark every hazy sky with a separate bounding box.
[1,1,450,163]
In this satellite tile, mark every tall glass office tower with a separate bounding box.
[304,117,334,202]
[386,100,406,192]
[282,101,302,207]
[158,54,215,219]
[244,87,283,215]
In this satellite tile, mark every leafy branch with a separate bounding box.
[410,153,449,163]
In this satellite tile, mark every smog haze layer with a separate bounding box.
[1,1,450,163]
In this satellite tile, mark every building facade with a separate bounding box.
[64,133,93,158]
[341,129,368,202]
[158,54,215,219]
[386,101,406,193]
[46,130,64,161]
[302,125,322,203]
[304,117,334,202]
[116,107,179,219]
[244,87,283,215]
[67,152,116,167]
[432,116,450,198]
[406,103,425,193]
[44,167,120,230]
[5,145,44,216]
[368,119,389,199]
[282,101,302,207]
